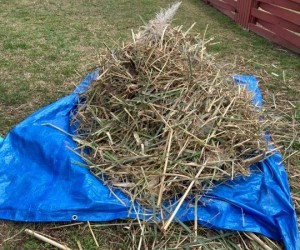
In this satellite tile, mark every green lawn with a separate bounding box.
[0,0,299,249]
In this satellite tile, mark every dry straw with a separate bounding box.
[72,2,270,210]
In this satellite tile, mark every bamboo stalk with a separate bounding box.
[157,129,173,207]
[247,232,273,250]
[87,221,99,247]
[162,164,206,231]
[24,229,71,250]
[77,240,83,250]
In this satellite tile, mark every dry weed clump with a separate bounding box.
[73,2,270,208]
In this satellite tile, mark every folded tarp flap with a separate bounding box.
[0,71,298,249]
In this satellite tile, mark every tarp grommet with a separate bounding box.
[72,215,78,221]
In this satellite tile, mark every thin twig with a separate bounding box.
[87,222,99,247]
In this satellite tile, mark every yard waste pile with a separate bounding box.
[0,2,298,250]
[73,2,269,208]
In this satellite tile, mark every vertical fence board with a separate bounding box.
[235,0,252,27]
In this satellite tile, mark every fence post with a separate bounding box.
[249,0,260,26]
[235,0,255,29]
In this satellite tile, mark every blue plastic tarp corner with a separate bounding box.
[0,71,299,249]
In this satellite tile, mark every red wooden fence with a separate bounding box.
[202,0,300,53]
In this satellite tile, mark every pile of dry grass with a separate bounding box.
[73,2,270,208]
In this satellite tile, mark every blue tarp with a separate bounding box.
[0,72,298,249]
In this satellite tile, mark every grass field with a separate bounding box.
[0,0,299,249]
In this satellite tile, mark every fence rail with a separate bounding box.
[203,0,300,53]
